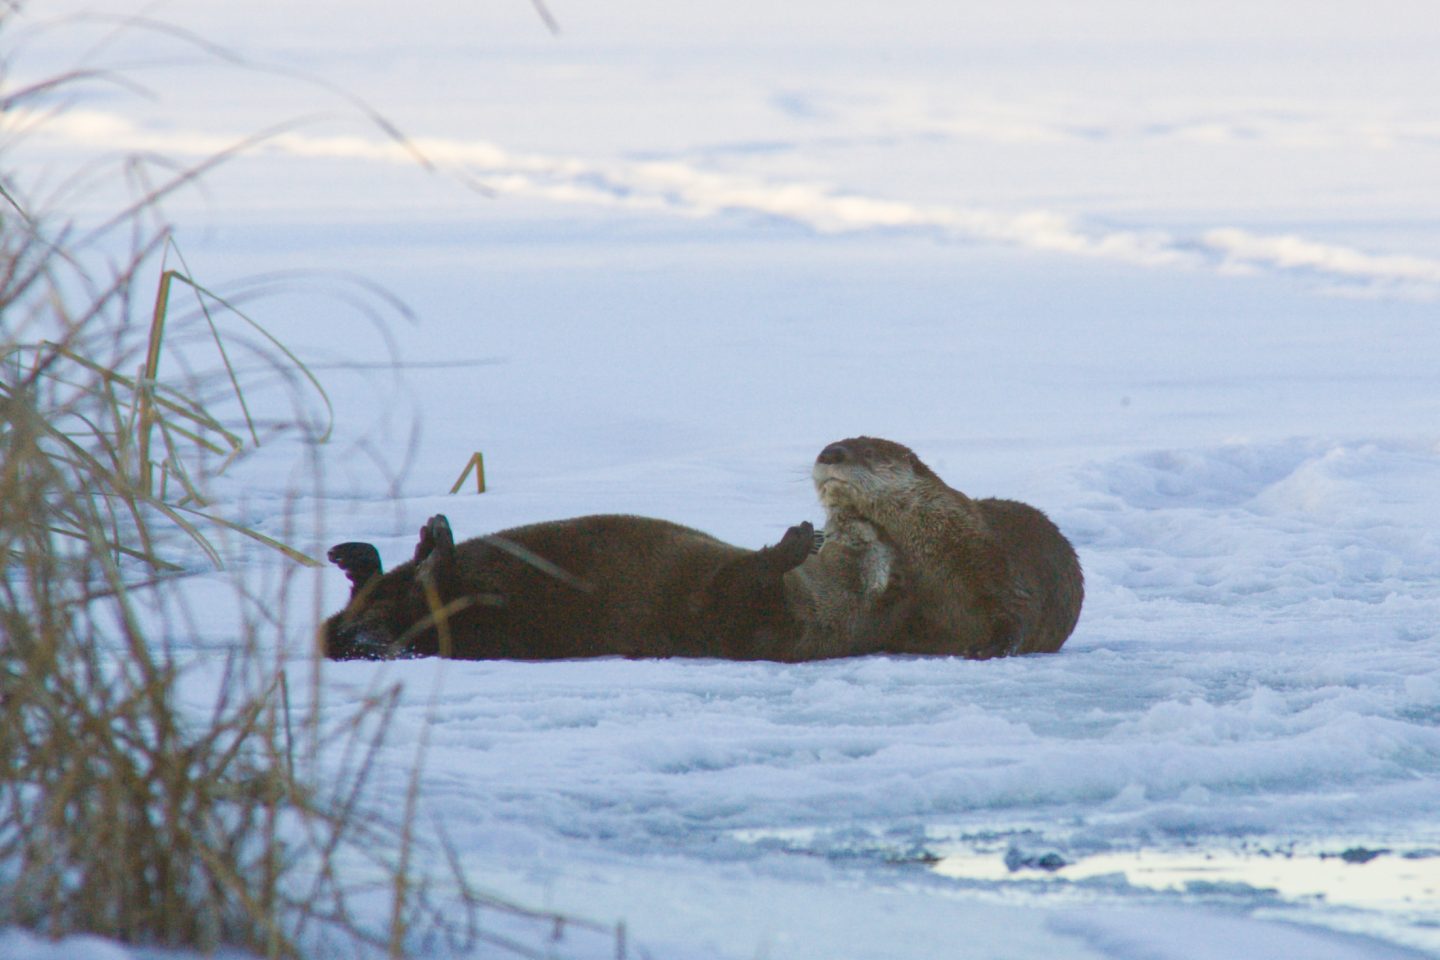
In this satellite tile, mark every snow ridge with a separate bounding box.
[29,107,1440,300]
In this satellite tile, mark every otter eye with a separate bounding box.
[818,442,851,465]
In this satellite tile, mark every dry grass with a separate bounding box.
[0,45,398,951]
[0,7,627,958]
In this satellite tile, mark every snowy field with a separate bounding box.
[5,1,1440,957]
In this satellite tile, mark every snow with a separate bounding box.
[5,1,1440,958]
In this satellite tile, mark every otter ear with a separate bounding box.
[328,542,383,597]
[415,515,457,583]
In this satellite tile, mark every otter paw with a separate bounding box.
[328,541,382,594]
[425,514,455,554]
[414,514,456,563]
[974,616,1023,660]
[769,521,816,572]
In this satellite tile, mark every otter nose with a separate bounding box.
[817,442,851,465]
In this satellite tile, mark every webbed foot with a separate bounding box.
[328,541,382,596]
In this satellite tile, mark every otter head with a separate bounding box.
[320,515,458,660]
[811,436,935,516]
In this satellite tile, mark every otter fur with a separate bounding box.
[321,513,815,660]
[740,510,916,662]
[807,436,1082,658]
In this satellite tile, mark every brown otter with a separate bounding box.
[807,437,1082,658]
[321,513,816,660]
[745,509,916,662]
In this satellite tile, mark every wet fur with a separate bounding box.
[808,436,1083,658]
[322,440,1080,662]
[322,514,813,660]
[762,514,917,661]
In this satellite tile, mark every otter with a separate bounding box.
[740,507,916,662]
[321,513,817,660]
[806,436,1082,658]
[321,441,1079,662]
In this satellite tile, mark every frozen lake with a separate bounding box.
[5,1,1439,957]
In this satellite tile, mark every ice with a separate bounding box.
[5,0,1440,957]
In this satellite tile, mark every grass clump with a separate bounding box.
[0,7,409,956]
[1,6,632,957]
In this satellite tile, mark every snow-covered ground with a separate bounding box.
[5,1,1440,957]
